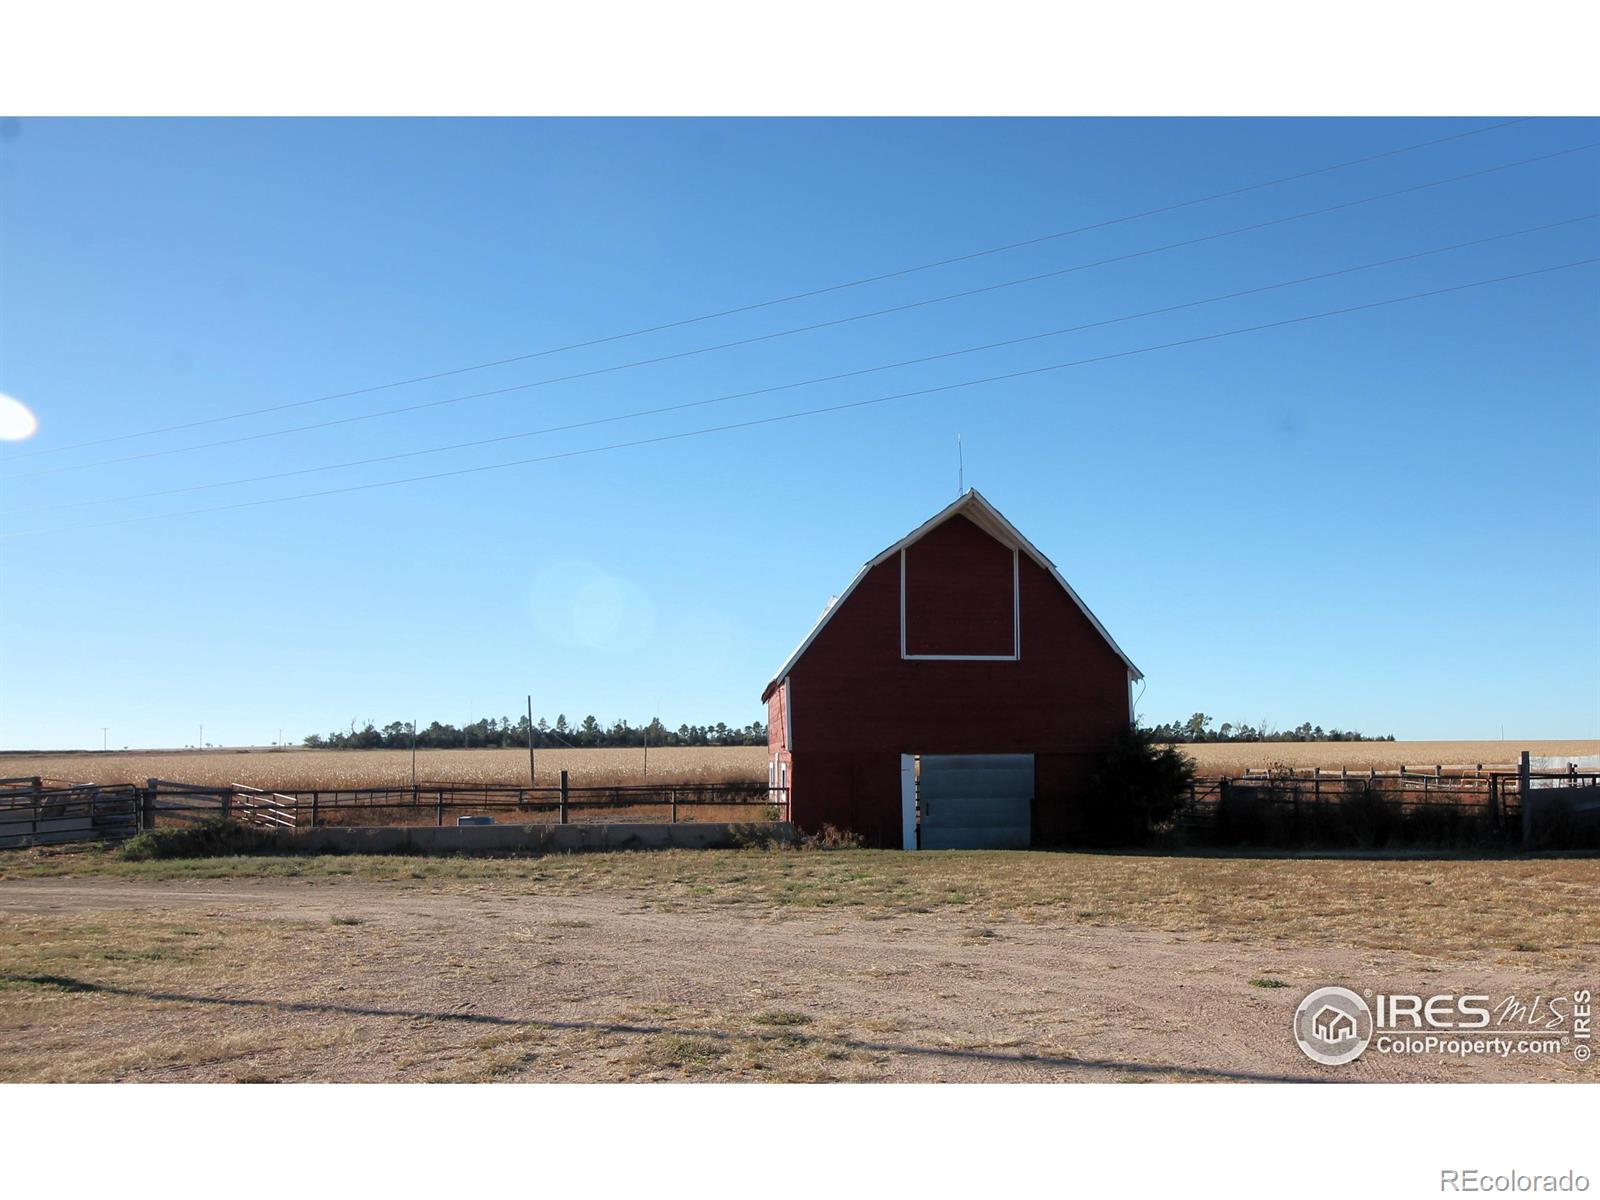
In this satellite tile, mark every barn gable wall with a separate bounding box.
[787,517,1129,756]
[903,514,1016,657]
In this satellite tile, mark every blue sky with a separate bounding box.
[1,117,1596,750]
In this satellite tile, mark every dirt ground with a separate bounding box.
[1,850,1594,1083]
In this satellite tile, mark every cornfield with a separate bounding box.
[1179,739,1596,775]
[3,740,1593,790]
[1,746,768,790]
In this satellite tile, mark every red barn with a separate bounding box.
[762,490,1141,848]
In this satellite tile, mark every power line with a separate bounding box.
[14,213,1593,517]
[11,138,1595,482]
[8,256,1592,540]
[0,118,1534,463]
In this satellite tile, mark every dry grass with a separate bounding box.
[0,746,768,790]
[6,843,1598,962]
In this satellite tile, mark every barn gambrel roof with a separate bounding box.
[761,489,1142,700]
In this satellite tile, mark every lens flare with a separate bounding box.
[0,394,38,441]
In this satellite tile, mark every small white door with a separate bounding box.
[900,754,917,850]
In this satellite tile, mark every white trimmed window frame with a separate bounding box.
[898,546,1021,661]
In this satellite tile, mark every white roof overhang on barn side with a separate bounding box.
[760,489,1142,700]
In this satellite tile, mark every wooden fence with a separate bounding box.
[140,774,789,833]
[2,757,1593,852]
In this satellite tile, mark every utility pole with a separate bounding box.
[277,727,283,747]
[643,714,650,780]
[199,724,204,749]
[526,695,536,787]
[410,720,418,789]
[101,727,109,752]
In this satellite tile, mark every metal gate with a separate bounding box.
[915,754,1033,849]
[0,784,140,849]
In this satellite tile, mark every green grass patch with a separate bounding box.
[122,818,285,861]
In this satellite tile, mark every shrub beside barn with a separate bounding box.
[763,490,1140,848]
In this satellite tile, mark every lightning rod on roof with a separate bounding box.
[957,434,964,496]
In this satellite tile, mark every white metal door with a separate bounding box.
[918,754,1033,849]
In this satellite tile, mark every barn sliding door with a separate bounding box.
[918,754,1033,850]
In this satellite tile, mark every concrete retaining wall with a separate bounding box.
[284,820,794,855]
[0,815,95,849]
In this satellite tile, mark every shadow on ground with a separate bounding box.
[2,972,1321,1083]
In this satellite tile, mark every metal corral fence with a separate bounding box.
[139,774,790,834]
[0,778,140,849]
[1174,753,1600,850]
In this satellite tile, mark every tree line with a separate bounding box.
[303,715,767,751]
[1148,713,1394,744]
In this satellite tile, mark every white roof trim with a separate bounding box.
[761,489,1142,698]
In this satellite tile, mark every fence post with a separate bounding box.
[310,791,319,829]
[1313,767,1321,805]
[560,770,569,824]
[1519,750,1532,847]
[436,790,444,827]
[671,787,678,824]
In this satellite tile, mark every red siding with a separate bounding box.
[785,751,900,846]
[903,515,1015,657]
[769,511,1130,846]
[767,683,789,755]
